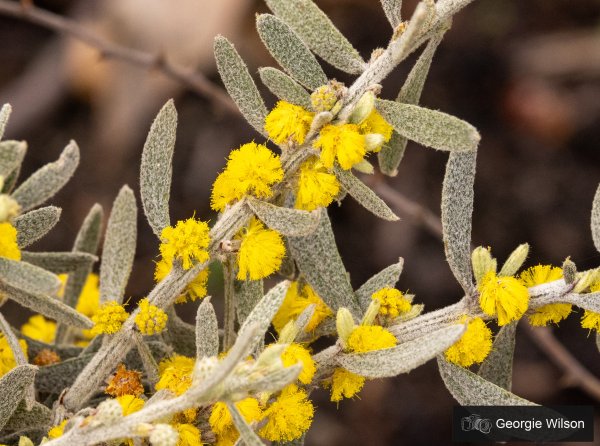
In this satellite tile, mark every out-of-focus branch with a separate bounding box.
[0,0,239,115]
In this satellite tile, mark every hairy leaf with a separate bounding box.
[0,140,26,179]
[355,258,404,311]
[166,308,196,357]
[13,206,61,248]
[265,0,365,74]
[441,151,477,293]
[256,14,328,90]
[3,400,51,431]
[337,324,464,378]
[438,356,537,405]
[0,365,37,431]
[376,99,480,152]
[334,167,399,221]
[592,183,600,253]
[227,402,265,446]
[259,67,311,109]
[100,186,137,304]
[0,103,11,140]
[12,141,79,211]
[21,251,96,274]
[214,36,268,135]
[0,258,60,295]
[196,297,219,359]
[141,99,176,237]
[381,0,403,28]
[287,209,359,315]
[234,279,263,326]
[247,197,320,236]
[478,322,516,390]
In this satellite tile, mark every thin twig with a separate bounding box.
[0,0,240,115]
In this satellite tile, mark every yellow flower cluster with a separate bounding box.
[48,420,68,439]
[211,142,284,212]
[235,218,285,281]
[264,101,314,145]
[155,355,195,396]
[74,273,101,318]
[90,301,129,336]
[259,384,314,442]
[21,315,56,343]
[154,258,208,304]
[0,221,20,260]
[281,343,316,385]
[135,298,168,335]
[295,158,340,211]
[272,281,332,333]
[175,423,202,446]
[445,317,492,367]
[581,282,600,331]
[159,217,210,271]
[478,271,529,326]
[371,287,412,320]
[0,334,27,377]
[209,398,262,446]
[520,265,571,326]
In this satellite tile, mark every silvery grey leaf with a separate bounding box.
[0,313,27,366]
[438,356,537,406]
[3,400,51,432]
[381,0,403,28]
[376,99,480,152]
[13,206,61,248]
[259,67,311,109]
[132,333,159,385]
[561,293,600,313]
[12,141,79,212]
[0,258,60,295]
[165,308,196,357]
[100,186,137,304]
[478,322,516,390]
[227,402,266,446]
[35,354,94,394]
[592,183,600,253]
[264,0,366,74]
[337,324,464,378]
[0,140,26,179]
[0,365,37,431]
[247,197,320,236]
[256,14,328,90]
[334,167,399,222]
[21,252,96,274]
[140,100,176,237]
[379,32,445,176]
[441,151,477,294]
[19,332,82,360]
[234,279,263,326]
[214,36,268,135]
[234,363,301,396]
[0,103,11,140]
[0,282,92,329]
[196,297,219,359]
[355,258,404,311]
[287,208,360,315]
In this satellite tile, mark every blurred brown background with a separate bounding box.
[1,0,600,444]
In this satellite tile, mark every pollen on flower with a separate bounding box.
[294,157,340,211]
[0,221,20,260]
[281,343,316,385]
[91,301,129,336]
[478,271,529,326]
[135,298,168,335]
[259,384,314,442]
[236,218,285,281]
[33,349,61,366]
[371,288,411,320]
[154,257,208,304]
[210,142,284,212]
[116,394,145,415]
[329,368,366,402]
[159,218,210,270]
[519,265,571,326]
[174,423,202,446]
[346,325,397,353]
[581,310,600,331]
[106,364,144,397]
[264,101,314,145]
[272,281,333,333]
[314,123,366,170]
[209,398,262,446]
[444,317,492,367]
[519,264,563,287]
[21,314,56,343]
[156,355,195,396]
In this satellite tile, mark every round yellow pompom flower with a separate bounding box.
[91,301,129,336]
[135,298,168,335]
[21,315,56,343]
[314,123,366,170]
[264,101,314,145]
[329,368,366,402]
[0,222,20,260]
[159,218,210,271]
[235,218,285,281]
[478,271,529,326]
[209,398,262,446]
[444,317,492,367]
[358,110,394,148]
[272,281,333,333]
[259,384,314,442]
[281,343,316,385]
[295,158,340,211]
[154,257,208,304]
[211,142,284,212]
[371,287,412,320]
[0,334,27,377]
[520,265,571,326]
[156,355,195,396]
[346,325,397,353]
[175,423,202,446]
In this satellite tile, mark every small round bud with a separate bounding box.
[0,194,21,222]
[336,308,355,347]
[361,299,380,326]
[499,243,529,277]
[471,246,496,284]
[89,399,122,427]
[349,91,375,124]
[365,133,385,152]
[310,80,346,112]
[562,257,577,284]
[149,424,178,446]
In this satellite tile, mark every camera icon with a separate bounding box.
[461,414,492,434]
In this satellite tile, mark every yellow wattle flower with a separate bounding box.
[0,334,27,378]
[155,355,195,396]
[264,101,314,145]
[175,423,202,446]
[235,218,285,281]
[519,265,571,326]
[371,288,411,320]
[444,317,492,367]
[346,325,397,353]
[478,271,529,326]
[281,343,316,385]
[272,281,332,333]
[116,394,145,415]
[294,158,340,211]
[329,367,365,402]
[358,110,394,147]
[159,218,210,271]
[209,398,262,446]
[314,123,366,170]
[74,273,101,318]
[47,419,68,439]
[0,221,20,260]
[21,314,56,343]
[135,298,168,335]
[154,257,208,304]
[210,142,284,212]
[90,301,129,336]
[259,384,314,442]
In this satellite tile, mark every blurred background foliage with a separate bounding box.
[0,0,599,444]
